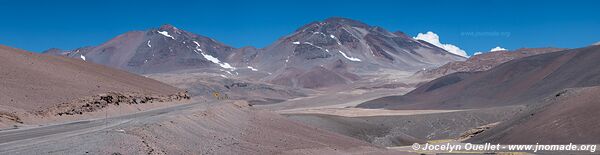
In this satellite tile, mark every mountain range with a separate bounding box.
[413,47,567,79]
[358,45,600,110]
[7,15,600,152]
[45,17,466,88]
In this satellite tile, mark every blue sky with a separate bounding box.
[0,0,599,56]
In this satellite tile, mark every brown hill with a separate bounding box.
[358,45,600,110]
[414,48,566,79]
[0,45,186,125]
[467,86,600,144]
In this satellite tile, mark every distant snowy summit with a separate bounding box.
[44,17,466,88]
[44,24,239,74]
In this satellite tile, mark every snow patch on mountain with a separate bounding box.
[473,52,483,55]
[303,42,325,50]
[338,50,361,62]
[201,52,234,69]
[414,31,468,58]
[247,66,258,71]
[80,55,86,61]
[147,40,152,47]
[313,32,326,36]
[158,31,175,39]
[191,41,203,55]
[193,41,202,49]
[192,40,234,69]
[330,35,342,45]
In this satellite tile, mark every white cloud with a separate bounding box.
[490,46,507,52]
[473,52,483,55]
[414,31,468,58]
[593,41,600,46]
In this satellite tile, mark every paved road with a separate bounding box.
[0,100,209,147]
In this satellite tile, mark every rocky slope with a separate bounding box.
[0,45,188,127]
[254,17,466,88]
[467,86,600,144]
[358,45,600,110]
[414,48,566,79]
